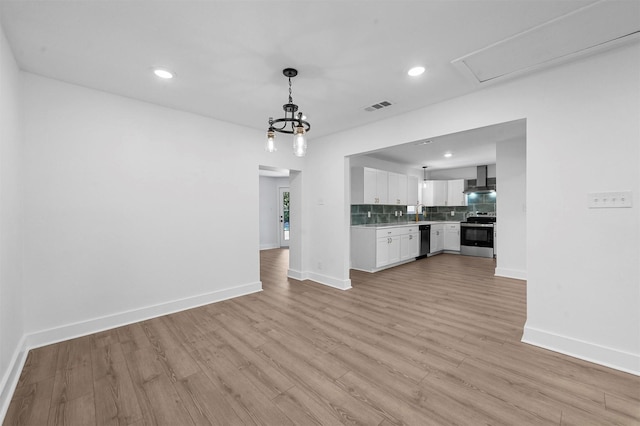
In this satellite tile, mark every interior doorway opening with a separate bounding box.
[259,166,302,282]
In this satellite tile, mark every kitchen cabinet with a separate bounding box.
[401,230,420,259]
[446,179,467,207]
[351,225,419,272]
[422,180,447,206]
[351,167,388,204]
[422,179,467,207]
[377,232,400,267]
[407,175,419,206]
[429,224,444,254]
[444,222,461,251]
[388,172,408,205]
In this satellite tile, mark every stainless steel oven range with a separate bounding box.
[460,213,496,258]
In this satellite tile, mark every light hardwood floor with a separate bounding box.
[4,249,639,425]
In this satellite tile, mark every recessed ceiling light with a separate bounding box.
[153,69,173,79]
[408,66,425,77]
[444,152,453,158]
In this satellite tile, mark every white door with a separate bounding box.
[278,187,290,248]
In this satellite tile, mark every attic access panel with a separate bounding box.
[452,1,640,84]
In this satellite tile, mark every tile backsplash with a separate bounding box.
[351,191,497,225]
[351,205,410,225]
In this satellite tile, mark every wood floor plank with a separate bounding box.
[5,249,640,426]
[256,340,386,425]
[3,376,54,426]
[174,372,244,426]
[211,326,295,400]
[190,345,294,425]
[15,344,59,388]
[91,344,143,426]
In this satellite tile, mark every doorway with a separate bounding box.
[258,166,302,281]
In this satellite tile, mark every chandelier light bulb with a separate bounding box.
[265,129,276,152]
[293,125,307,157]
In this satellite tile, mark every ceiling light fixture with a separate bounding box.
[266,68,311,157]
[422,166,428,188]
[408,66,426,77]
[444,152,453,158]
[153,69,173,79]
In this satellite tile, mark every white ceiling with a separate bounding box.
[362,119,526,171]
[1,0,638,168]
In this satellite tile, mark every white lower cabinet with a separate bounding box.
[401,232,420,260]
[444,223,461,252]
[376,234,400,267]
[351,225,420,272]
[430,224,444,254]
[400,226,419,260]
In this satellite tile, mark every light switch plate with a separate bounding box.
[588,191,632,208]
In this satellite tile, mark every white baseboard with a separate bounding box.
[0,336,28,423]
[522,324,640,376]
[287,269,352,291]
[0,281,262,423]
[25,281,262,350]
[305,271,352,291]
[287,268,305,281]
[495,267,527,280]
[260,243,279,251]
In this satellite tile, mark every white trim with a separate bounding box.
[350,258,416,274]
[0,336,28,422]
[287,268,305,281]
[522,324,640,376]
[0,281,262,423]
[306,272,352,291]
[494,267,527,280]
[24,281,262,350]
[287,269,352,291]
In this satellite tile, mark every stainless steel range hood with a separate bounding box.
[464,165,496,194]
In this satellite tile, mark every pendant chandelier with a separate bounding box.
[266,68,311,157]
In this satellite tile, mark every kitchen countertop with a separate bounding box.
[352,221,460,229]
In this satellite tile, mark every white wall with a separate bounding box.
[21,73,305,344]
[428,164,496,180]
[0,23,25,418]
[350,155,423,178]
[306,42,639,374]
[495,137,526,279]
[259,176,289,250]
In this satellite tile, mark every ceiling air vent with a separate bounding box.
[364,100,392,112]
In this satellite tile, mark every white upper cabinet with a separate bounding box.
[352,167,388,204]
[446,179,467,206]
[353,167,416,205]
[407,175,419,206]
[388,172,408,205]
[422,179,468,207]
[422,180,447,206]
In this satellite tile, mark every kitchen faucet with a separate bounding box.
[415,203,423,222]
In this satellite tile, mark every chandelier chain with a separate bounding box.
[288,77,293,104]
